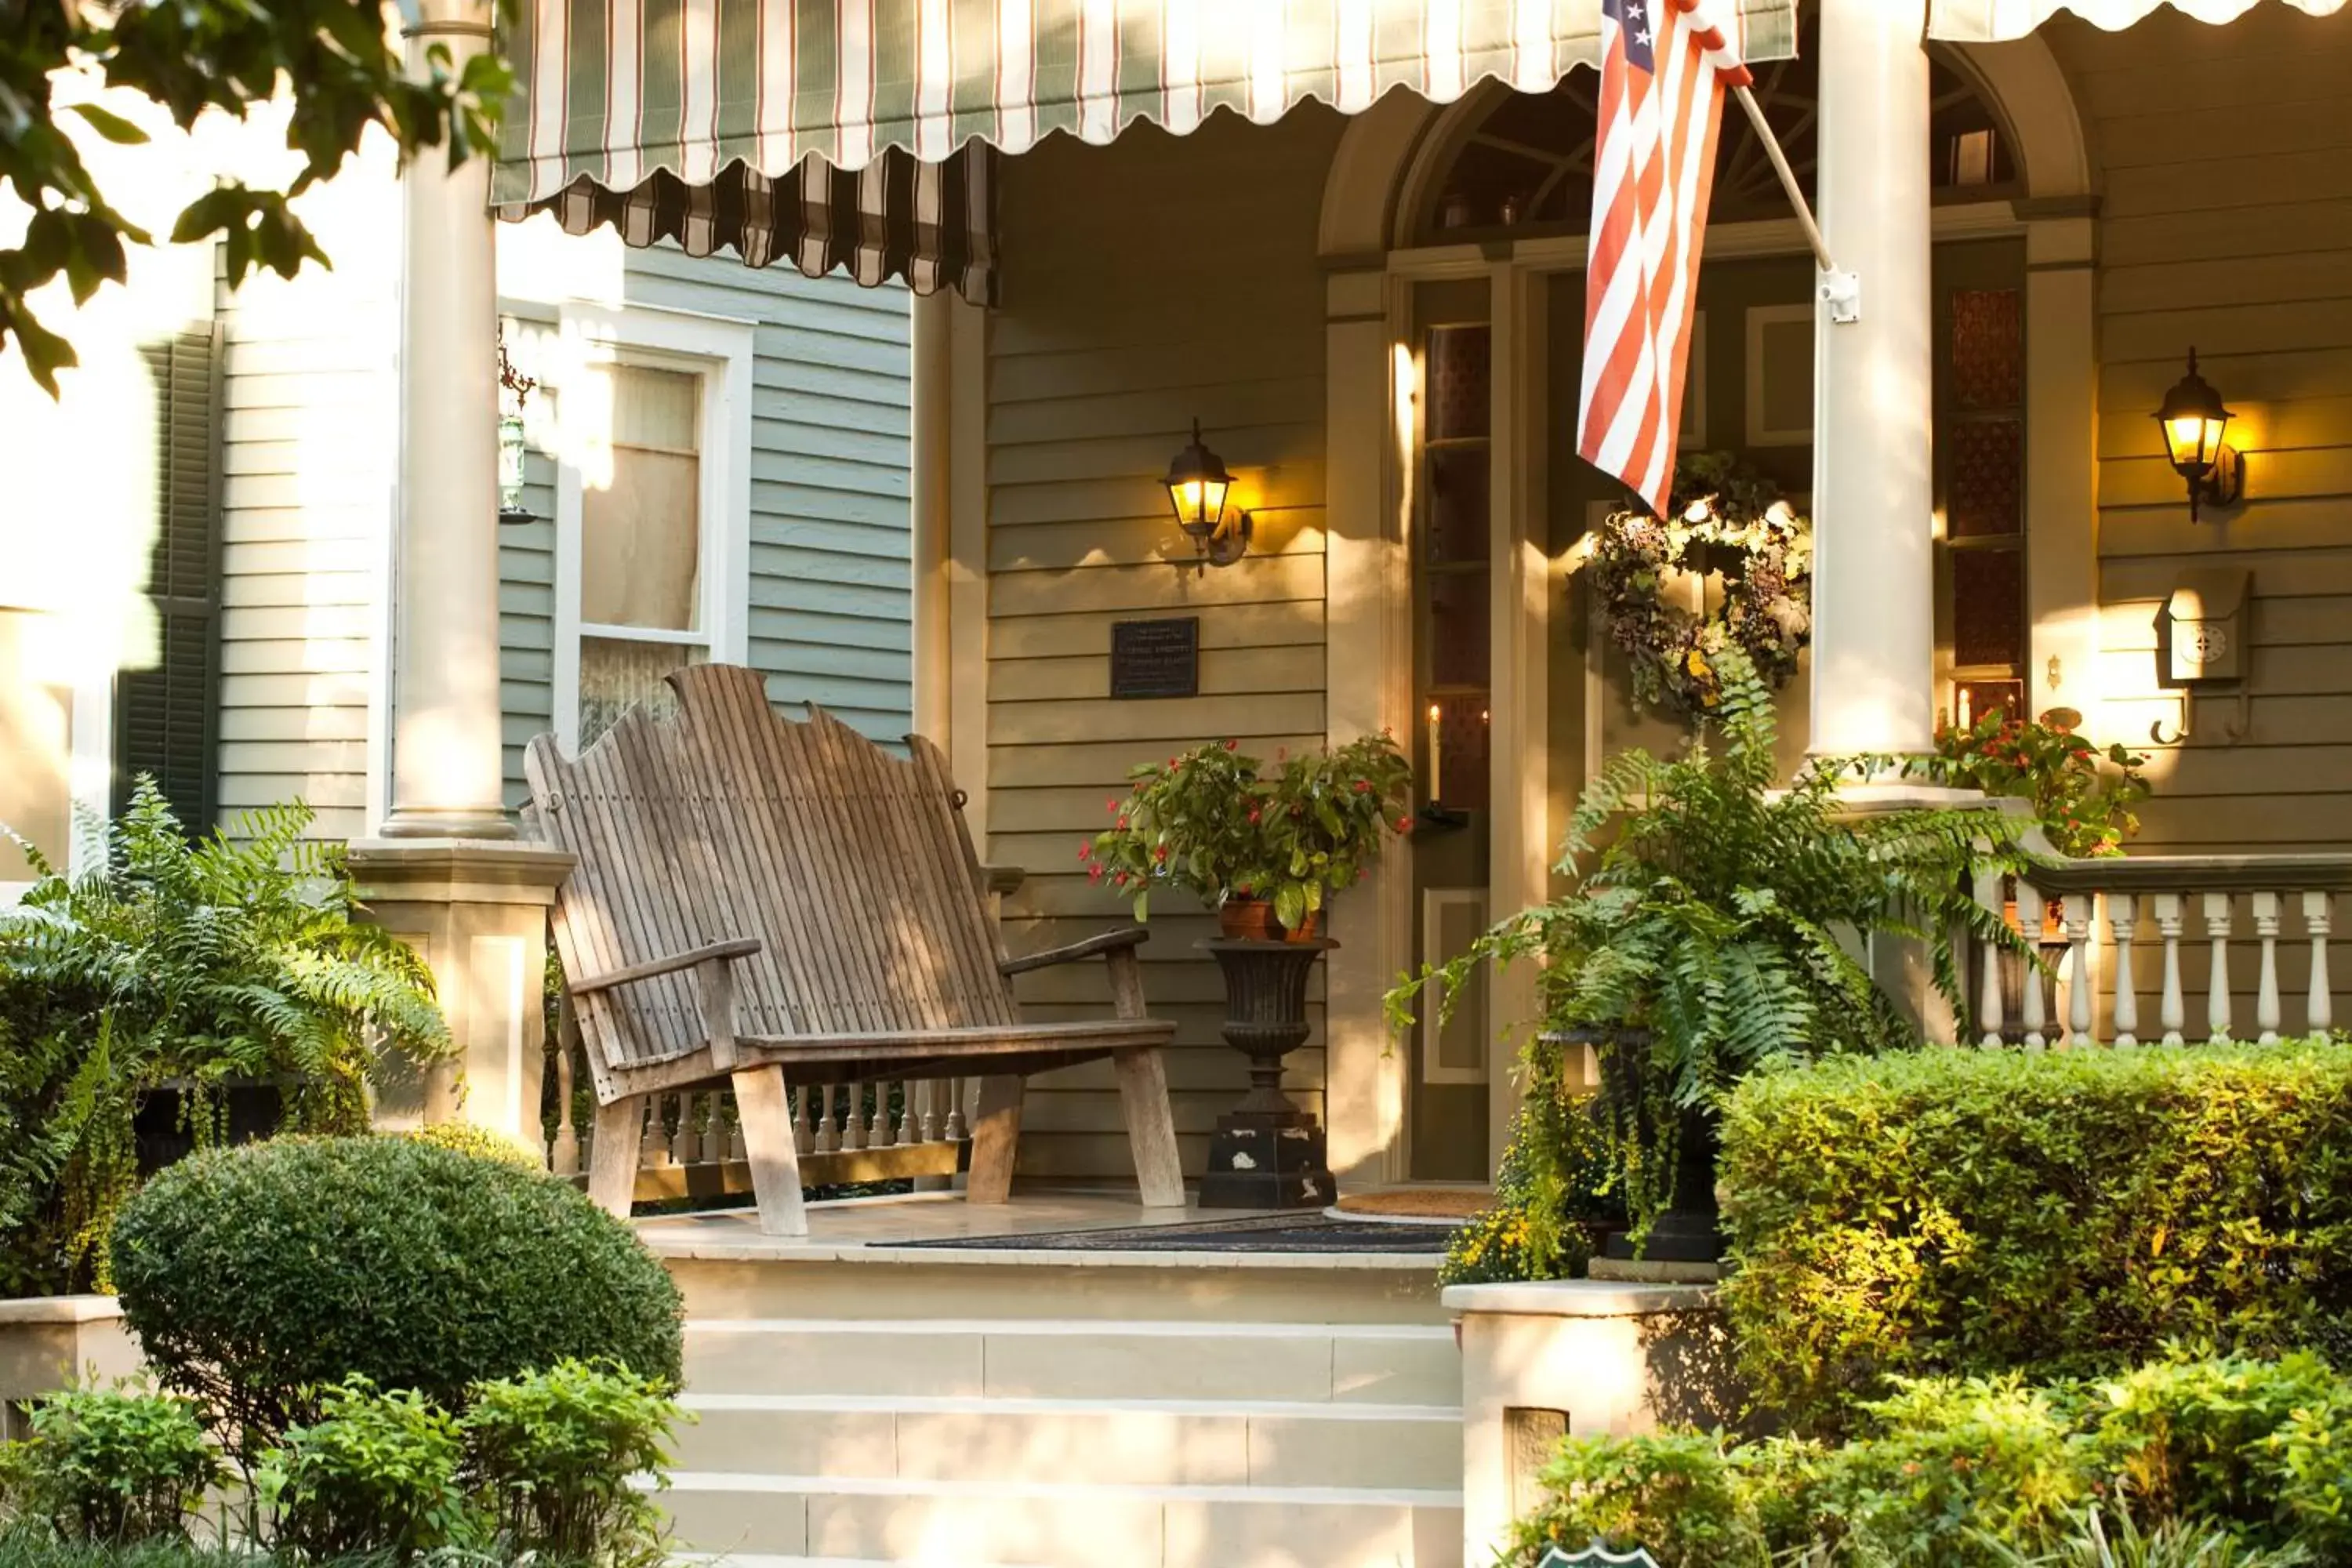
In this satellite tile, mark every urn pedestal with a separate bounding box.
[1196,937,1338,1210]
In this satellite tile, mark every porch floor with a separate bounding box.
[633,1188,1450,1270]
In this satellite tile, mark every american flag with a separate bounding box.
[1576,0,1755,521]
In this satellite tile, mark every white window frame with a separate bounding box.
[551,301,755,756]
[0,607,113,906]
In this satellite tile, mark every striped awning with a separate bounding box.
[492,0,1801,299]
[1928,0,2342,38]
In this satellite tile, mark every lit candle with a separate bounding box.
[1427,701,1443,804]
[1958,688,1973,730]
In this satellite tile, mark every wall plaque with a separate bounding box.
[1109,617,1200,700]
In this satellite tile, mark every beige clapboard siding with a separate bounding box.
[986,105,1346,1181]
[2053,7,2352,854]
[212,172,398,845]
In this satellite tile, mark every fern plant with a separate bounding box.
[1386,649,2040,1240]
[0,779,451,1294]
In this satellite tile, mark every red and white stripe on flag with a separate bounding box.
[1577,0,1755,520]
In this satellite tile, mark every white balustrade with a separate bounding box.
[536,1031,974,1191]
[1976,857,2352,1052]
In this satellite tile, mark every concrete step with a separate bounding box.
[684,1318,1462,1406]
[673,1392,1461,1491]
[659,1472,1465,1568]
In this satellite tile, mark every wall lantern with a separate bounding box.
[497,334,539,526]
[2153,347,2243,524]
[1164,419,1251,568]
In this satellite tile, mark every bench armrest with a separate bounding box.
[998,926,1149,977]
[568,937,763,996]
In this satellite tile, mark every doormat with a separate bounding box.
[891,1213,1459,1254]
[1331,1187,1492,1221]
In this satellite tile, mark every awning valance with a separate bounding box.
[1928,0,2342,38]
[492,0,1801,299]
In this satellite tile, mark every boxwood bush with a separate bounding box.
[108,1136,683,1446]
[1719,1040,2352,1432]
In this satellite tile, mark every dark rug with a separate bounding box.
[891,1213,1458,1254]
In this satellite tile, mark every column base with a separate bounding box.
[377,805,518,840]
[345,839,576,1157]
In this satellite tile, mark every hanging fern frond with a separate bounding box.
[1387,648,2047,1240]
[0,779,452,1293]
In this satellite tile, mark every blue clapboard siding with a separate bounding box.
[495,245,913,804]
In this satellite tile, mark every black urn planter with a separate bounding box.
[1196,937,1338,1210]
[1559,1025,1726,1265]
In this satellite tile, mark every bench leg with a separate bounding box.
[587,1096,645,1219]
[1114,1047,1186,1208]
[731,1064,809,1238]
[966,1074,1025,1204]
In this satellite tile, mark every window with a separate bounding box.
[553,306,753,753]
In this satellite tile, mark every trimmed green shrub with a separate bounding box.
[461,1360,678,1565]
[1508,1353,2352,1568]
[0,1388,222,1544]
[1512,1429,1769,1567]
[396,1121,542,1170]
[255,1379,472,1562]
[110,1136,684,1446]
[1719,1040,2352,1432]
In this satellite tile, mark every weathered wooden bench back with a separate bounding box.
[525,664,1018,1073]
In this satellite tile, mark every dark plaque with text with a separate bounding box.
[1109,617,1200,699]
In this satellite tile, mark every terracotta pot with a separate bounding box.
[1218,896,1323,943]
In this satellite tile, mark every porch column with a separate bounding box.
[354,0,575,1160]
[1809,0,1937,757]
[382,0,511,840]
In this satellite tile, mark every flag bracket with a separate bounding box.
[1817,270,1861,325]
[1730,83,1857,322]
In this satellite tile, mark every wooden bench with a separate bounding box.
[524,663,1185,1236]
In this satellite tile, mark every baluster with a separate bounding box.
[2253,892,2284,1044]
[700,1090,728,1165]
[842,1083,867,1152]
[2108,893,2142,1048]
[945,1077,971,1143]
[1973,866,2007,1049]
[727,1089,748,1163]
[893,1080,915,1145]
[2063,893,2095,1047]
[918,1080,942,1143]
[2204,891,2234,1043]
[867,1080,890,1146]
[793,1084,814,1155]
[2154,893,2187,1046]
[550,1012,580,1174]
[670,1094,696,1165]
[815,1083,841,1154]
[2306,891,2335,1035]
[638,1098,662,1169]
[2018,881,2049,1050]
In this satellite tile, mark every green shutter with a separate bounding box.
[114,324,223,833]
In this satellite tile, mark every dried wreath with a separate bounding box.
[1586,451,1813,718]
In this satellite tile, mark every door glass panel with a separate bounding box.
[1425,447,1490,566]
[1952,547,2024,670]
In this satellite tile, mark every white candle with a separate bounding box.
[1427,702,1443,804]
[1957,687,1973,730]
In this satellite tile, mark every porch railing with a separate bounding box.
[539,1033,975,1197]
[1973,855,2352,1049]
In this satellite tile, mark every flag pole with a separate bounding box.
[1731,84,1834,274]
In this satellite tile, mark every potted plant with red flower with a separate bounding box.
[1083,732,1411,1207]
[1083,734,1413,940]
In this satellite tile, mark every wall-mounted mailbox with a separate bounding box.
[2164,568,2249,685]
